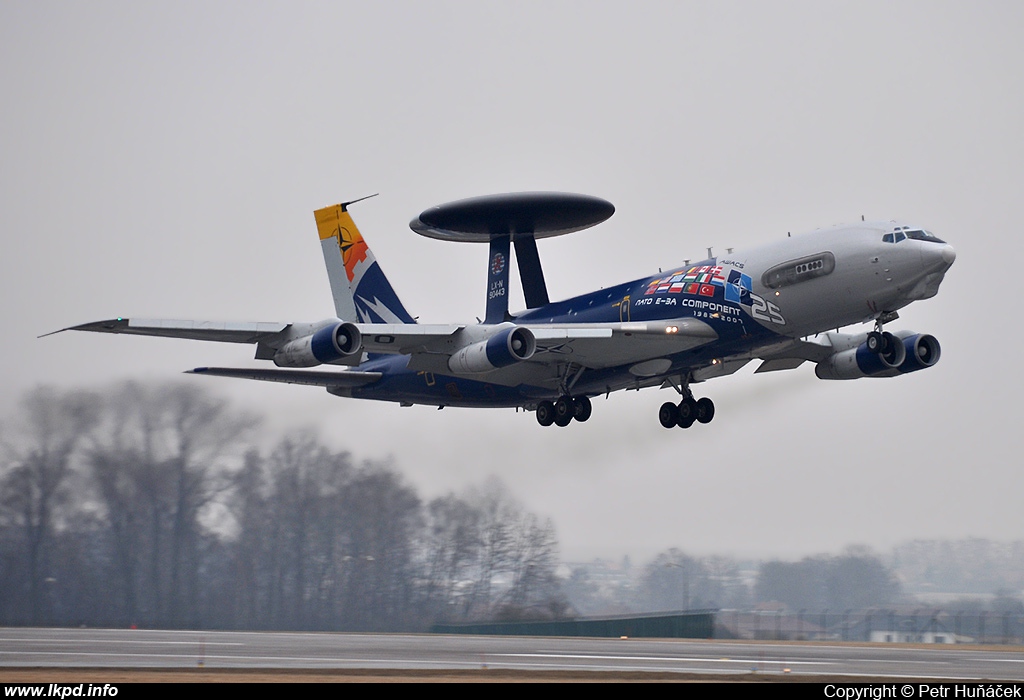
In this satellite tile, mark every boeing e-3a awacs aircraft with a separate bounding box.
[57,192,956,429]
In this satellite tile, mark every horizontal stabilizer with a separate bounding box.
[187,367,381,387]
[48,318,288,344]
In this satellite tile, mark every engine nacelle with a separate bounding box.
[895,333,941,374]
[815,331,907,380]
[273,322,362,368]
[447,326,536,374]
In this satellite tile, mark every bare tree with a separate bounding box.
[338,463,422,630]
[638,549,726,612]
[461,477,516,619]
[85,382,255,626]
[261,433,349,628]
[502,512,564,619]
[423,493,481,621]
[0,387,99,623]
[755,547,902,611]
[455,478,564,621]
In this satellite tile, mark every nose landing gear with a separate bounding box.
[867,312,905,366]
[867,311,901,351]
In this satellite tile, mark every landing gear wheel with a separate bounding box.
[572,396,592,422]
[536,400,555,427]
[554,412,573,427]
[659,402,679,429]
[677,398,697,429]
[867,331,883,354]
[696,397,715,424]
[554,396,574,423]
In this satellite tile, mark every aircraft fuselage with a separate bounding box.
[338,221,955,409]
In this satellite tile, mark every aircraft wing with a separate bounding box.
[48,318,289,344]
[55,316,719,390]
[753,336,836,373]
[187,367,381,387]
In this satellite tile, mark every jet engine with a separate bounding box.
[447,326,536,374]
[815,331,940,380]
[894,333,941,374]
[273,322,362,368]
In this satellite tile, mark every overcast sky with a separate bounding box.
[3,1,1022,561]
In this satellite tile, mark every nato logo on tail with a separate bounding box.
[315,202,415,325]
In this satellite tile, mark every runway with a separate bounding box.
[1,628,1023,680]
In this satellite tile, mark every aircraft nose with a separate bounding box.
[941,244,956,266]
[921,243,955,272]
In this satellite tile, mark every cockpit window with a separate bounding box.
[887,226,945,244]
[905,229,946,244]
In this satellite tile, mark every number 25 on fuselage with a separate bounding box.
[56,192,955,430]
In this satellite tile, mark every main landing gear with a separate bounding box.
[536,395,592,427]
[659,377,715,430]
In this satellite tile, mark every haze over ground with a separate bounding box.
[2,2,1021,560]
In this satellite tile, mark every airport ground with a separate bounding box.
[0,667,957,682]
[2,628,1023,682]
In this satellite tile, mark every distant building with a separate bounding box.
[869,630,965,644]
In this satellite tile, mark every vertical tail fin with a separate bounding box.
[314,201,416,324]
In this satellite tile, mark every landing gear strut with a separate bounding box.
[536,395,592,427]
[659,376,715,430]
[867,312,900,354]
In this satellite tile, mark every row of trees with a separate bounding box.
[564,547,905,616]
[1,383,1016,630]
[0,384,564,630]
[754,547,903,611]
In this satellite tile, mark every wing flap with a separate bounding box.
[349,319,715,371]
[752,336,836,373]
[755,357,806,373]
[526,318,717,369]
[355,323,462,353]
[530,328,614,340]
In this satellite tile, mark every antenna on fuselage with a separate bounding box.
[409,192,615,323]
[340,193,379,211]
